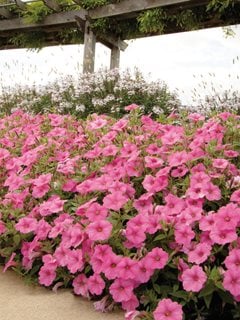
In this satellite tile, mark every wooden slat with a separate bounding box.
[15,0,27,10]
[0,7,13,18]
[98,36,128,51]
[89,0,194,19]
[43,0,60,11]
[0,10,87,31]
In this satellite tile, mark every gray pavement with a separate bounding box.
[0,268,124,320]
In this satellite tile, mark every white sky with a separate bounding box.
[0,24,240,104]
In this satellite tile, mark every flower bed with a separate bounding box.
[0,108,240,320]
[0,69,179,118]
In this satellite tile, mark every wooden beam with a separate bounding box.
[15,0,27,10]
[43,0,60,12]
[89,0,195,19]
[75,14,87,32]
[110,47,120,69]
[83,20,96,73]
[1,18,240,50]
[98,35,128,51]
[75,14,128,51]
[0,7,13,18]
[0,10,87,32]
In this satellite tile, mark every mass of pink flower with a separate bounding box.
[0,108,240,319]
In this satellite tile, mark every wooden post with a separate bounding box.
[110,46,120,69]
[83,20,96,73]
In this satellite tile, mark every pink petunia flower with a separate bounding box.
[224,249,240,270]
[171,165,188,178]
[212,158,229,170]
[0,221,6,234]
[175,225,195,247]
[54,245,71,267]
[182,265,207,292]
[144,247,168,271]
[124,310,141,320]
[32,184,50,198]
[202,182,221,201]
[124,104,139,111]
[103,253,122,280]
[4,173,25,191]
[66,249,84,274]
[3,253,17,272]
[86,220,112,241]
[103,192,128,211]
[230,189,240,203]
[85,203,108,222]
[163,193,185,216]
[38,265,56,287]
[125,224,146,247]
[188,113,205,122]
[35,219,51,240]
[153,298,183,320]
[133,194,153,214]
[15,217,38,234]
[187,243,212,264]
[88,118,108,130]
[88,273,105,296]
[117,257,139,280]
[72,274,89,297]
[223,269,240,296]
[145,156,163,169]
[199,212,215,231]
[168,151,188,167]
[210,228,237,245]
[121,293,139,311]
[109,278,134,302]
[135,258,154,283]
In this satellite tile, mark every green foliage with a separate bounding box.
[138,9,167,34]
[175,10,199,31]
[77,0,109,9]
[24,2,51,24]
[207,0,234,13]
[9,32,46,51]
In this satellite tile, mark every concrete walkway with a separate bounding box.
[0,268,124,320]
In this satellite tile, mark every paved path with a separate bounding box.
[0,268,123,320]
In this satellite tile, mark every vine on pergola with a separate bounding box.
[0,0,239,50]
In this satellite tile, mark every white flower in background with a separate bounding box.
[10,107,19,113]
[76,104,85,112]
[152,106,163,114]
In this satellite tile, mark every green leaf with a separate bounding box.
[217,289,234,305]
[153,233,167,241]
[153,283,162,294]
[198,280,216,298]
[203,294,212,309]
[13,234,21,246]
[209,266,221,281]
[170,290,189,301]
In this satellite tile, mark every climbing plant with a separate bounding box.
[0,0,239,49]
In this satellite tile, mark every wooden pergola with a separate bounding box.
[0,0,240,73]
